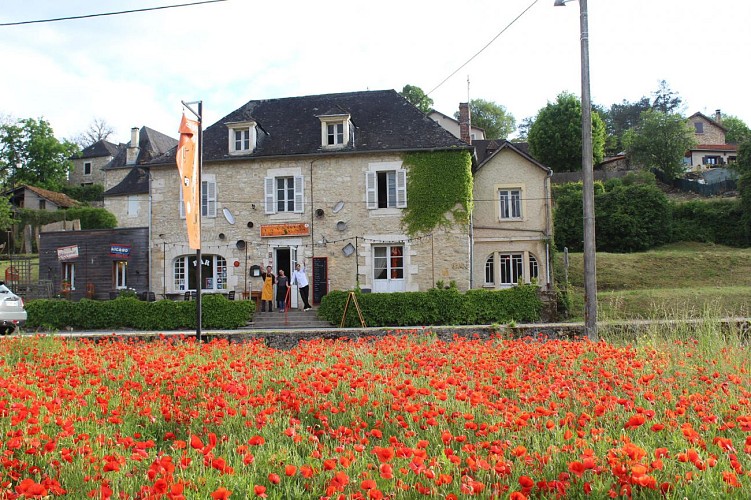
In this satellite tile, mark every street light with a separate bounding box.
[555,0,598,341]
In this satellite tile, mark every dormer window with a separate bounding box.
[227,121,256,155]
[318,113,350,149]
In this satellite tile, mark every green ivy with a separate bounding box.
[401,151,473,236]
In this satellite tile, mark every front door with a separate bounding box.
[274,247,297,308]
[372,244,405,293]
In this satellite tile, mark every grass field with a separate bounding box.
[558,242,751,320]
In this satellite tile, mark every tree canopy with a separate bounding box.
[454,99,516,140]
[651,80,684,114]
[602,97,651,155]
[399,85,434,114]
[721,115,751,145]
[623,110,695,179]
[527,92,606,172]
[0,117,79,191]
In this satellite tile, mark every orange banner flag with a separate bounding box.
[176,114,201,249]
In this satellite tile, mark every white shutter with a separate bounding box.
[264,177,275,214]
[293,175,304,213]
[366,171,377,209]
[206,181,217,217]
[395,169,407,208]
[179,187,185,218]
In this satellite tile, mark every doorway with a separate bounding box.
[274,247,297,308]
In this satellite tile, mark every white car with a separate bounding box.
[0,282,26,335]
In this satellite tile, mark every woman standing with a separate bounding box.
[276,269,290,313]
[260,265,275,312]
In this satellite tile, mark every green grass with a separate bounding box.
[557,242,751,320]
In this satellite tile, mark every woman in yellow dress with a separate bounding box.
[260,265,275,312]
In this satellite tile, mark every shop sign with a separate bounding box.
[110,244,131,258]
[57,245,79,261]
[260,222,310,237]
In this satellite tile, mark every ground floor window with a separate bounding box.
[485,251,541,287]
[113,261,128,289]
[500,253,523,285]
[374,245,403,280]
[62,262,76,290]
[484,254,494,285]
[173,254,227,291]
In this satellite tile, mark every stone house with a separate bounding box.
[6,184,79,212]
[144,90,471,302]
[428,105,486,142]
[685,111,738,170]
[469,140,553,290]
[103,126,177,229]
[69,140,119,186]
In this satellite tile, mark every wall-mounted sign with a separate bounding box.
[110,244,131,258]
[260,223,310,238]
[57,245,79,261]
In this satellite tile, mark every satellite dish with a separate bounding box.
[332,201,344,213]
[223,208,236,225]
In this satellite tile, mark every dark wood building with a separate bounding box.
[39,227,149,300]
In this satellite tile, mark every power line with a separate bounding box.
[0,0,228,27]
[427,0,540,97]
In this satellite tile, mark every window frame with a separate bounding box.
[113,261,128,289]
[694,122,704,134]
[227,121,257,155]
[499,253,524,286]
[84,161,92,175]
[366,162,407,210]
[498,188,523,220]
[318,114,350,149]
[484,254,495,286]
[264,175,304,214]
[373,244,404,281]
[173,254,228,292]
[62,262,76,290]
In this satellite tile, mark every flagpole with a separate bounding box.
[181,99,203,342]
[196,101,203,343]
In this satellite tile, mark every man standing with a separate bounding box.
[291,261,312,311]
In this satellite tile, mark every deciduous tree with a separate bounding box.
[623,110,695,180]
[71,117,115,149]
[454,99,515,140]
[399,85,434,114]
[0,117,79,191]
[528,92,605,172]
[721,115,751,145]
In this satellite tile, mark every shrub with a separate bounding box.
[317,286,542,327]
[671,199,747,247]
[25,295,254,331]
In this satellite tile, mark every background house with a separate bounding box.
[69,140,119,187]
[685,110,738,170]
[6,184,79,212]
[429,105,486,142]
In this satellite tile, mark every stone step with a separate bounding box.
[247,309,334,330]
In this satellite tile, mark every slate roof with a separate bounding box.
[76,140,119,159]
[149,89,468,165]
[472,140,550,175]
[107,126,177,169]
[103,167,150,196]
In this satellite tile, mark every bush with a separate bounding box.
[25,295,254,331]
[317,286,542,327]
[671,199,747,247]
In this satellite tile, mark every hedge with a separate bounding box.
[317,286,542,328]
[25,294,254,331]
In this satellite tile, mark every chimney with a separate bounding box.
[715,109,722,124]
[459,102,471,144]
[126,127,140,165]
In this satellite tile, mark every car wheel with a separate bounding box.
[0,327,9,336]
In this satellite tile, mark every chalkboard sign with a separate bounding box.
[312,257,328,304]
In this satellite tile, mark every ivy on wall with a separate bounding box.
[401,150,473,236]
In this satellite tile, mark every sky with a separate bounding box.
[1,0,750,145]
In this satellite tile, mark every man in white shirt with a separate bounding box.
[291,261,312,311]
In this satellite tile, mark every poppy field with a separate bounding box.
[1,325,751,499]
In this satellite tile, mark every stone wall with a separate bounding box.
[70,156,111,186]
